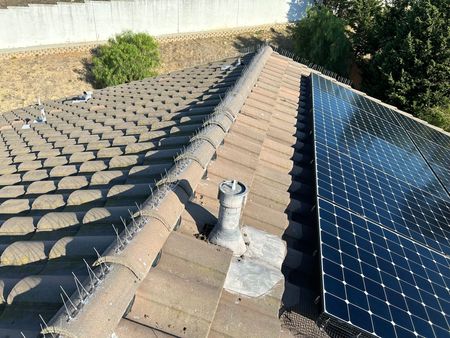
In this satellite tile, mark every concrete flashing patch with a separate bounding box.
[223,226,286,298]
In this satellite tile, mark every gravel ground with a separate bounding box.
[0,26,292,113]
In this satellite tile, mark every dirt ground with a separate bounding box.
[0,26,292,113]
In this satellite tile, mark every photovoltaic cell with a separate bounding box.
[311,73,450,337]
[313,92,448,199]
[319,198,450,338]
[316,142,450,255]
[395,113,450,149]
[312,74,400,125]
[408,133,450,193]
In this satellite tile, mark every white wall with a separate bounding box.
[0,0,313,50]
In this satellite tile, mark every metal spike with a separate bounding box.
[72,272,90,302]
[60,293,73,320]
[93,247,107,276]
[121,216,132,239]
[83,259,100,288]
[134,201,142,215]
[38,314,56,338]
[60,286,77,314]
[112,224,124,248]
[128,208,136,223]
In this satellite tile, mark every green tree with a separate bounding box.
[92,31,160,88]
[368,0,450,118]
[291,6,353,76]
[321,0,351,17]
[322,0,383,58]
[345,0,383,57]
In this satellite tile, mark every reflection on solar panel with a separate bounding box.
[396,113,450,149]
[408,133,450,193]
[312,73,450,338]
[319,199,450,338]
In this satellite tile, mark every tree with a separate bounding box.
[345,0,383,57]
[291,6,353,76]
[322,0,383,58]
[92,31,160,88]
[368,0,449,120]
[321,0,351,18]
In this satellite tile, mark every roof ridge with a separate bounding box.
[41,45,274,337]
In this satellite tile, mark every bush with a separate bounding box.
[420,103,450,132]
[291,6,353,77]
[92,31,160,88]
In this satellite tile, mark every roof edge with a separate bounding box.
[42,45,274,338]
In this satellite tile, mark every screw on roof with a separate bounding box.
[34,107,46,124]
[21,118,31,129]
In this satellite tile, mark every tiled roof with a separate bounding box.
[0,46,337,338]
[0,53,251,337]
[10,42,447,338]
[123,52,320,338]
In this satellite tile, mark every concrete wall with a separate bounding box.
[0,0,313,50]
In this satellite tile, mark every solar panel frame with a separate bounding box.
[311,73,450,338]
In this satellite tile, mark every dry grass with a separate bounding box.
[0,26,292,113]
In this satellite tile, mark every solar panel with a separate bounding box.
[313,91,448,200]
[408,133,450,193]
[316,142,450,255]
[312,74,400,125]
[311,73,450,337]
[395,113,450,149]
[319,198,450,338]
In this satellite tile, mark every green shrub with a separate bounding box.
[92,31,160,88]
[419,103,450,132]
[291,6,353,77]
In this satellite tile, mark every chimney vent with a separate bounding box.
[209,180,248,256]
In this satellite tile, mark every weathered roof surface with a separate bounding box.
[0,46,356,338]
[0,52,251,336]
[88,49,332,338]
[121,52,318,338]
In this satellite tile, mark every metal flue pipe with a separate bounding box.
[209,179,248,256]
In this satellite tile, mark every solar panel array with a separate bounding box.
[311,73,450,338]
